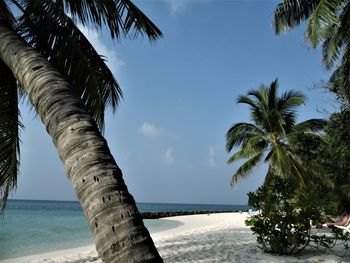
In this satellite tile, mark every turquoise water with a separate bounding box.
[0,200,249,259]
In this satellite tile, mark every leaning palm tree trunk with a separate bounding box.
[0,24,162,263]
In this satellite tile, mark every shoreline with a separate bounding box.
[141,210,246,219]
[2,212,350,263]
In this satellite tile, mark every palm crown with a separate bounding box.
[274,0,350,106]
[0,0,162,211]
[226,79,327,185]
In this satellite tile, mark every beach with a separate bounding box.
[2,212,350,263]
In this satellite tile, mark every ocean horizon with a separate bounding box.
[0,199,250,260]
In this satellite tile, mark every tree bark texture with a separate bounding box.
[0,24,163,263]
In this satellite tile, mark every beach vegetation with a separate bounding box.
[246,110,350,255]
[226,79,326,185]
[293,110,350,214]
[270,0,350,254]
[0,1,163,262]
[246,175,350,254]
[246,175,320,254]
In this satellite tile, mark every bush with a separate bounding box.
[245,176,322,254]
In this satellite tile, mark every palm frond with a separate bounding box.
[274,0,318,34]
[61,0,163,40]
[322,23,343,69]
[336,41,350,104]
[264,150,273,163]
[267,108,286,135]
[262,165,275,188]
[231,152,264,186]
[226,123,265,151]
[18,1,122,132]
[322,1,350,69]
[288,130,326,147]
[328,67,349,106]
[119,0,163,41]
[237,95,266,127]
[277,89,306,112]
[227,149,251,164]
[227,135,268,164]
[247,85,269,110]
[270,144,306,184]
[268,79,278,110]
[0,62,22,213]
[292,118,328,133]
[306,0,342,47]
[283,112,297,132]
[237,95,259,111]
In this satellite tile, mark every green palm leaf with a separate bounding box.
[292,118,328,133]
[55,0,163,40]
[231,152,264,185]
[277,90,305,112]
[226,123,265,151]
[306,0,342,47]
[270,144,306,184]
[274,0,318,34]
[339,42,350,98]
[268,79,278,110]
[227,135,268,164]
[274,1,350,106]
[0,62,22,212]
[18,4,121,131]
[322,23,343,69]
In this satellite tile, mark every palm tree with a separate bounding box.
[0,1,163,262]
[273,0,350,106]
[226,79,326,185]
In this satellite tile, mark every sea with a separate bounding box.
[0,199,250,260]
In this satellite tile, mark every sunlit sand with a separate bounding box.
[2,212,350,263]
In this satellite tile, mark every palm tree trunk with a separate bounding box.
[0,24,163,263]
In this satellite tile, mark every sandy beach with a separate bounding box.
[2,212,350,263]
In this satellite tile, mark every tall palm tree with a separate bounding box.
[0,1,163,262]
[226,79,326,185]
[273,0,350,106]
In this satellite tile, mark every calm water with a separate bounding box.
[0,200,249,259]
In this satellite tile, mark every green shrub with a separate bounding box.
[246,176,321,254]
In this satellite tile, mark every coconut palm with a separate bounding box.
[0,1,163,262]
[273,0,350,106]
[226,79,326,185]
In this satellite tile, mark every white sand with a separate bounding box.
[2,212,350,263]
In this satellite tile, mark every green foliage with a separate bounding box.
[246,176,321,254]
[0,62,22,213]
[291,110,350,214]
[321,111,350,210]
[226,79,326,185]
[246,175,350,254]
[274,0,350,107]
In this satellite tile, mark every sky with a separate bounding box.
[12,0,338,205]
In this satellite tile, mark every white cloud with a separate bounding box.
[78,25,125,74]
[166,0,187,15]
[162,147,174,163]
[138,122,163,138]
[208,145,216,168]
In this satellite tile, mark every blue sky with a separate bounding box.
[13,1,337,205]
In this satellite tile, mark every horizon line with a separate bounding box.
[9,198,247,206]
